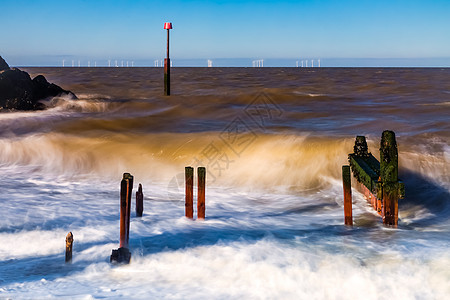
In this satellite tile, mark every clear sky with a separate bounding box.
[1,0,449,66]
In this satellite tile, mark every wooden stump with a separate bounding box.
[185,167,194,219]
[197,167,206,220]
[136,183,143,217]
[65,232,73,263]
[342,166,353,226]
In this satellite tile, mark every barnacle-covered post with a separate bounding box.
[380,131,401,226]
[348,135,382,212]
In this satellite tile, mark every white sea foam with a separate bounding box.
[0,167,448,298]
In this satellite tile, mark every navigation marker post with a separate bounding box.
[164,22,173,96]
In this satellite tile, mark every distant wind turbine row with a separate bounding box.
[296,59,321,67]
[252,59,264,67]
[63,60,135,67]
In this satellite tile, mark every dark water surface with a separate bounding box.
[0,67,448,299]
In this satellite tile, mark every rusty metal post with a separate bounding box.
[65,232,73,263]
[197,167,206,219]
[136,183,143,217]
[342,166,353,226]
[111,173,133,264]
[185,167,194,219]
[125,173,133,245]
[380,131,399,227]
[120,173,133,248]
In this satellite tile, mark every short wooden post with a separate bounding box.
[380,130,399,227]
[185,167,194,219]
[136,183,143,217]
[342,165,353,226]
[65,232,73,263]
[197,167,206,219]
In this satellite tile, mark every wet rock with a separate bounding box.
[0,56,76,110]
[0,56,9,71]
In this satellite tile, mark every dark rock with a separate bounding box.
[32,75,76,103]
[0,56,76,110]
[0,56,9,71]
[0,68,36,110]
[110,247,131,264]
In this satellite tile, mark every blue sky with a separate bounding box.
[1,0,449,66]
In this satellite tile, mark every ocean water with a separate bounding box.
[0,67,449,299]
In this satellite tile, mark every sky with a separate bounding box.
[1,0,449,67]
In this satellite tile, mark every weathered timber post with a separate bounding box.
[342,166,353,226]
[110,173,133,264]
[380,130,399,227]
[120,173,133,248]
[65,232,73,263]
[136,183,143,217]
[185,167,194,219]
[197,167,206,219]
[163,22,173,96]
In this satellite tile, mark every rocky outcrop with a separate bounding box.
[0,56,76,110]
[0,56,9,71]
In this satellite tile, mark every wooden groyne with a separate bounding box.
[343,130,405,227]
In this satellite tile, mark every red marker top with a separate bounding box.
[164,22,173,29]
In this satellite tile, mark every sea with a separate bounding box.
[0,67,449,299]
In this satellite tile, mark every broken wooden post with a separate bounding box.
[197,167,206,220]
[342,165,352,226]
[185,167,194,219]
[65,232,73,263]
[110,173,133,264]
[380,130,400,226]
[136,183,143,217]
